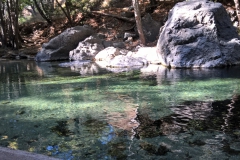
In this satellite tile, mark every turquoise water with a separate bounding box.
[0,59,240,159]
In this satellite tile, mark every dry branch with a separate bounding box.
[92,11,136,23]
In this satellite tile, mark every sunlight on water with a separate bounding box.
[0,60,240,159]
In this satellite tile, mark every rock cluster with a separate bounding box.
[35,0,240,69]
[94,46,159,70]
[35,25,94,61]
[34,14,161,64]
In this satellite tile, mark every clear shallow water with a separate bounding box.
[0,60,240,159]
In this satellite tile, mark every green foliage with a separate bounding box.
[19,0,32,11]
[18,16,30,24]
[68,0,103,14]
[17,0,112,25]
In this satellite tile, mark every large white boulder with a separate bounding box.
[94,47,120,61]
[69,35,104,61]
[156,0,240,68]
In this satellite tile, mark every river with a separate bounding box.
[0,59,240,159]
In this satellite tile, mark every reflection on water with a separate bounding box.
[0,59,240,159]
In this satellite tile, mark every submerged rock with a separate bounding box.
[139,142,171,155]
[99,125,115,145]
[59,61,101,76]
[59,60,91,68]
[35,25,94,61]
[156,0,240,68]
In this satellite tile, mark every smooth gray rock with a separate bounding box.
[97,33,106,39]
[0,146,59,160]
[141,13,162,43]
[102,41,113,48]
[156,0,240,68]
[113,42,125,48]
[69,35,104,61]
[35,26,94,61]
[121,11,134,18]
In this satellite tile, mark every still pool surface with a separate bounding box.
[0,60,240,159]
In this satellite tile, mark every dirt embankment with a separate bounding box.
[0,0,236,58]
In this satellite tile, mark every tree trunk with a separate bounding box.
[234,0,240,26]
[33,0,52,25]
[14,0,20,49]
[146,0,157,13]
[7,0,15,47]
[39,0,49,17]
[132,0,146,46]
[0,1,7,47]
[0,0,20,49]
[65,0,73,25]
[40,0,54,20]
[30,4,37,15]
[55,0,72,26]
